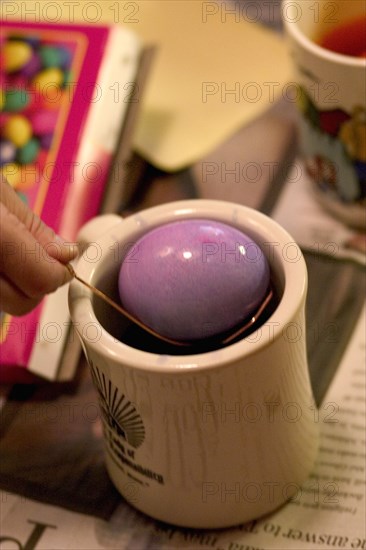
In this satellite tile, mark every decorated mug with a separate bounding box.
[283,0,366,228]
[69,199,319,528]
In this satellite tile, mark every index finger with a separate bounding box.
[0,175,78,264]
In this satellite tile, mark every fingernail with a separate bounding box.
[55,235,79,258]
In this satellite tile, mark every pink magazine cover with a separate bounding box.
[0,20,139,382]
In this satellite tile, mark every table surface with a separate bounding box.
[1,0,365,538]
[1,98,365,524]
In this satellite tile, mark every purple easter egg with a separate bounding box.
[118,219,270,342]
[22,36,40,48]
[21,52,42,78]
[40,132,54,150]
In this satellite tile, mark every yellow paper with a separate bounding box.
[127,2,293,170]
[3,1,293,170]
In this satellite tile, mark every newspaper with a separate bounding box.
[0,300,364,549]
[272,160,366,266]
[1,158,365,549]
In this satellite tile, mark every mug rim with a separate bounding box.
[282,0,366,68]
[69,200,307,373]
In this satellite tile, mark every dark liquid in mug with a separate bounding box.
[317,16,366,58]
[93,277,280,356]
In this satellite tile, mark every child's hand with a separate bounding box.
[0,174,78,315]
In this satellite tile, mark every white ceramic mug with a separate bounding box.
[283,0,366,228]
[69,199,318,529]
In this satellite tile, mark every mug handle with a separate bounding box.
[76,214,122,253]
